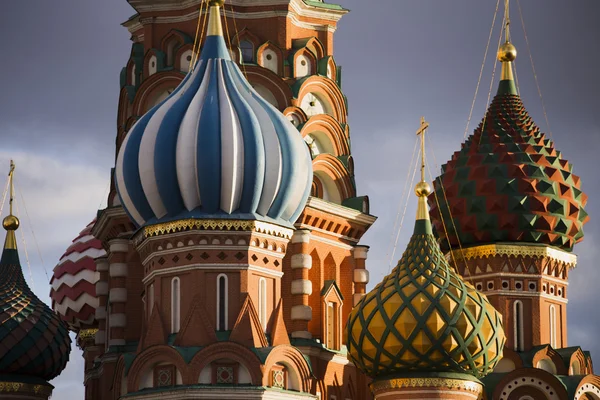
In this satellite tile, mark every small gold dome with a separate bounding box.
[2,215,19,231]
[498,42,517,62]
[415,181,432,197]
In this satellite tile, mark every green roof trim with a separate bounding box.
[302,0,347,11]
[342,196,369,214]
[497,79,518,96]
[321,280,344,300]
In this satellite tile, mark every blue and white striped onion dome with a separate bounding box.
[115,5,312,229]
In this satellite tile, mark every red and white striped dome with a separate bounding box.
[50,219,106,331]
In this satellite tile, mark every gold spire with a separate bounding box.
[415,117,432,221]
[498,0,517,81]
[3,160,19,250]
[207,0,225,36]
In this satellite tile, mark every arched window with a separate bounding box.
[217,274,228,330]
[259,278,267,331]
[171,277,180,333]
[550,305,557,348]
[240,40,254,63]
[149,283,155,315]
[514,300,524,351]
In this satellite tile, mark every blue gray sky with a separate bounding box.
[0,1,598,397]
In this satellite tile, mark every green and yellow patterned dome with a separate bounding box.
[346,177,506,380]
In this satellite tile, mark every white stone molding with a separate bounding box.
[96,282,109,296]
[291,254,312,269]
[291,305,312,321]
[109,239,130,253]
[353,269,369,284]
[292,229,311,244]
[291,279,313,295]
[109,288,128,303]
[354,245,369,260]
[108,313,127,328]
[109,263,128,277]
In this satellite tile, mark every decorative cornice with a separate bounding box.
[143,219,293,239]
[371,377,483,394]
[0,381,53,396]
[126,0,347,20]
[449,243,577,267]
[304,197,377,226]
[78,328,98,341]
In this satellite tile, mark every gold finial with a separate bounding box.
[498,0,517,81]
[207,0,225,36]
[3,160,19,249]
[415,118,432,221]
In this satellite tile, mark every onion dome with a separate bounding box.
[115,0,312,229]
[429,39,589,252]
[50,219,105,331]
[347,133,505,380]
[0,166,70,381]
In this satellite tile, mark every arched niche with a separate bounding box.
[179,49,194,73]
[314,171,342,204]
[494,357,516,373]
[536,359,558,375]
[252,83,279,108]
[295,52,314,78]
[257,43,283,75]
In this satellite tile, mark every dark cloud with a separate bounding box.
[0,0,598,395]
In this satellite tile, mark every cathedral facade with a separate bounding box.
[36,1,600,400]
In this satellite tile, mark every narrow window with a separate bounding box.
[550,305,557,348]
[240,40,254,63]
[327,302,335,349]
[217,274,228,330]
[514,300,524,351]
[149,283,155,315]
[171,277,180,333]
[259,278,267,331]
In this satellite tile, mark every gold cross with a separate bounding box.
[416,116,429,137]
[8,160,15,215]
[416,117,429,182]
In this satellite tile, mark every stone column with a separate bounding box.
[108,239,129,347]
[353,245,370,306]
[290,229,312,339]
[94,257,109,347]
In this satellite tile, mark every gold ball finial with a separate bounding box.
[208,0,225,5]
[498,42,517,62]
[415,181,432,198]
[2,215,20,231]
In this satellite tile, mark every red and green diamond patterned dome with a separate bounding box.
[429,43,589,252]
[0,214,71,381]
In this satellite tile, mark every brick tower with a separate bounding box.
[59,1,376,399]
